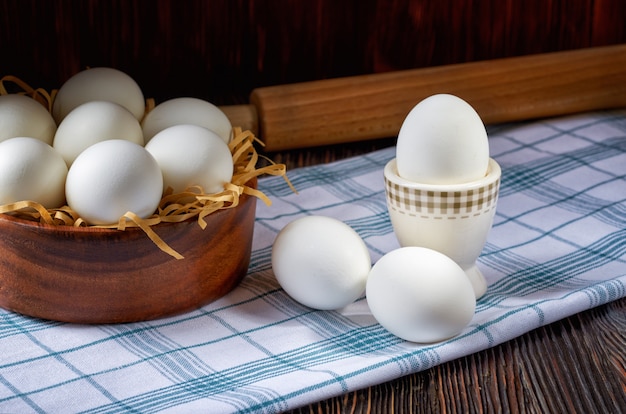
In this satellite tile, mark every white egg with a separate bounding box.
[53,101,144,167]
[366,246,476,343]
[65,140,163,225]
[145,124,233,194]
[52,67,145,124]
[0,94,57,145]
[271,215,372,310]
[142,97,233,144]
[396,94,489,185]
[0,137,68,208]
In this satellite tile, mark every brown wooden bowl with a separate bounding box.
[0,179,257,324]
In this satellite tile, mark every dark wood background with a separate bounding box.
[2,0,625,106]
[1,1,625,412]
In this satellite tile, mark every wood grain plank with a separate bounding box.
[1,0,625,106]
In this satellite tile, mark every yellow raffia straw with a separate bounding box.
[0,76,296,259]
[120,212,184,260]
[1,75,56,111]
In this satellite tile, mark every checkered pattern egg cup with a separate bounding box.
[383,158,501,298]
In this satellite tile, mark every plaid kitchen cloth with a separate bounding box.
[1,110,625,413]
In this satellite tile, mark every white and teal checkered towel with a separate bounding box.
[1,110,625,413]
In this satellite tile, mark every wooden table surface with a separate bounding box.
[263,139,626,414]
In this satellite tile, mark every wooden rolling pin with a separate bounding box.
[220,44,626,151]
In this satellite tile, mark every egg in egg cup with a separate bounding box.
[383,157,501,298]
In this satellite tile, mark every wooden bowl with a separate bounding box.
[0,180,257,324]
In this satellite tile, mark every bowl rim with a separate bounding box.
[0,208,227,234]
[0,176,258,235]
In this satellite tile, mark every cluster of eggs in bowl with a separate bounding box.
[0,68,265,324]
[0,67,235,225]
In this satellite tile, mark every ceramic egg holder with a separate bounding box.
[383,158,501,298]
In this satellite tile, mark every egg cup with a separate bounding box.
[383,158,501,298]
